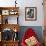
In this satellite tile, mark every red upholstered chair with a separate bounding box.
[21,28,41,46]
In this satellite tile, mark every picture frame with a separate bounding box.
[25,7,37,21]
[9,10,18,15]
[2,10,9,15]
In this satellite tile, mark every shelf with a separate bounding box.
[2,41,19,46]
[2,40,19,43]
[0,7,19,9]
[0,7,19,24]
[0,7,19,16]
[0,24,20,32]
[0,7,20,46]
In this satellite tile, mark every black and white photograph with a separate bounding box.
[25,7,37,21]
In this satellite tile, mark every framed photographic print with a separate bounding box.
[25,7,37,21]
[2,10,9,15]
[9,9,18,15]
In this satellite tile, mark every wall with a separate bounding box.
[18,0,44,26]
[0,0,44,26]
[18,26,44,44]
[0,0,44,45]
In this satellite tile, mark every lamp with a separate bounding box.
[13,28,19,41]
[14,28,17,32]
[15,0,17,7]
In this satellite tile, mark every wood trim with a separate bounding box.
[2,41,18,46]
[43,0,46,46]
[0,7,19,10]
[43,0,46,26]
[0,7,19,16]
[0,24,20,32]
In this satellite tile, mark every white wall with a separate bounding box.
[0,0,44,26]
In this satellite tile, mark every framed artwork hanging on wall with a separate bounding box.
[25,7,37,21]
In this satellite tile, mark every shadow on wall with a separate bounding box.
[18,26,44,45]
